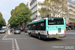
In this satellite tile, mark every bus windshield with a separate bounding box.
[48,18,64,25]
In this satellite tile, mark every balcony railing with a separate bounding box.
[30,0,36,6]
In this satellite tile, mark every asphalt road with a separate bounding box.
[0,30,75,50]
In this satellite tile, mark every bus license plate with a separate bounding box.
[54,36,59,38]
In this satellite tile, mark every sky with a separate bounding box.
[68,0,75,4]
[0,0,75,24]
[0,0,29,24]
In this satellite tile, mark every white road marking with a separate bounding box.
[2,35,7,40]
[2,33,20,50]
[2,34,15,50]
[12,39,15,50]
[15,39,20,50]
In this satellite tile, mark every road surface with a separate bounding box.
[0,30,75,50]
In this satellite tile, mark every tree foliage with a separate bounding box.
[39,0,68,17]
[0,12,6,26]
[8,3,32,27]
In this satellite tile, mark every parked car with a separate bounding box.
[2,26,7,31]
[0,28,6,33]
[14,29,21,34]
[19,27,23,31]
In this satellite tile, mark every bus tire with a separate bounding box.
[38,33,41,39]
[29,33,31,36]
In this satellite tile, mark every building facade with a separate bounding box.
[27,2,30,9]
[27,0,75,24]
[68,2,75,23]
[28,0,68,20]
[29,0,44,20]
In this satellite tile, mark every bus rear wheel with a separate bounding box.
[38,34,41,39]
[29,33,31,36]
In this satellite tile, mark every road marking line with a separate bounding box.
[15,39,20,50]
[2,34,16,50]
[12,39,15,49]
[2,35,7,40]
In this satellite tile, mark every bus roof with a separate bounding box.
[28,19,45,25]
[48,17,63,19]
[28,17,64,25]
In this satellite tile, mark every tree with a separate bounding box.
[39,0,51,17]
[0,12,6,27]
[39,0,68,17]
[8,3,32,27]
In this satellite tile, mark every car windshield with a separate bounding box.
[48,18,64,25]
[15,29,20,30]
[2,28,6,30]
[1,29,4,30]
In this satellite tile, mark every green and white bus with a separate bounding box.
[27,17,66,39]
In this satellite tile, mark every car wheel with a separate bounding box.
[19,33,21,34]
[14,33,16,34]
[28,33,32,36]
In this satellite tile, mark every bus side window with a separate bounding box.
[40,23,44,30]
[28,25,29,30]
[35,23,38,30]
[39,21,45,30]
[29,25,32,30]
[32,24,36,30]
[27,25,29,30]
